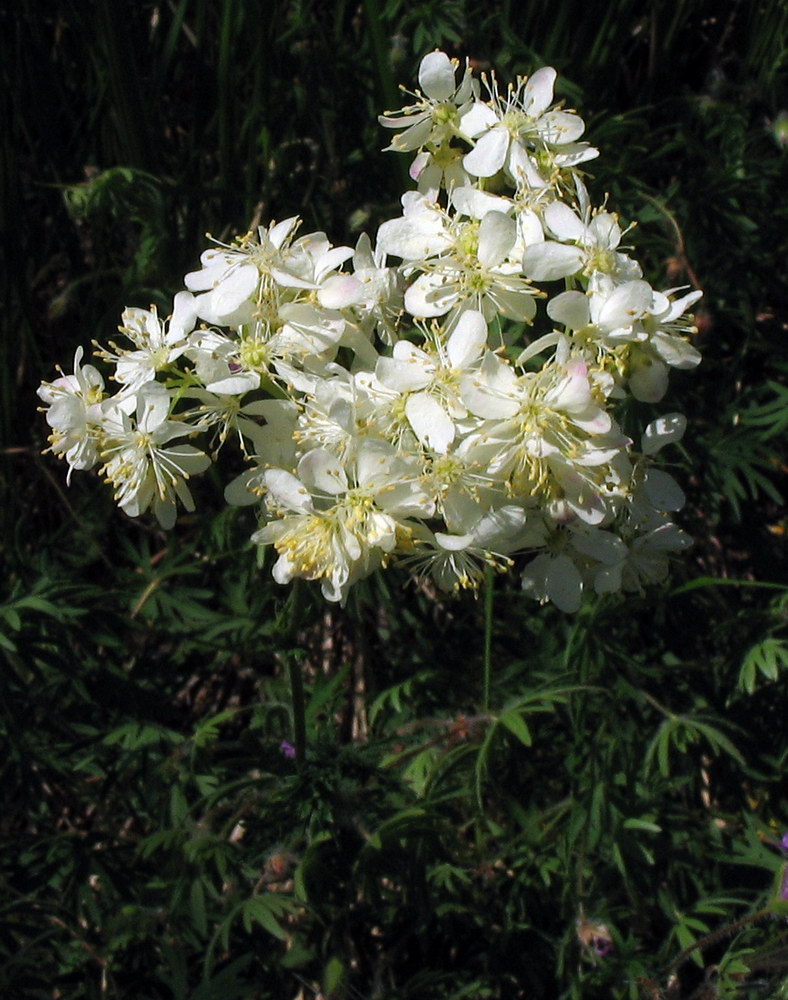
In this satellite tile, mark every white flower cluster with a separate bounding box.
[39,51,701,610]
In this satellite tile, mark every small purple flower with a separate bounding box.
[591,935,614,958]
[781,831,788,853]
[280,740,297,760]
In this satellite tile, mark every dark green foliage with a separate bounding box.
[2,1,788,997]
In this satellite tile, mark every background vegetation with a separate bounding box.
[2,1,788,997]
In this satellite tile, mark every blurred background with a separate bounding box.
[2,2,788,998]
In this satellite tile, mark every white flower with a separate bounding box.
[462,67,587,181]
[99,383,210,528]
[375,310,488,453]
[100,294,196,395]
[379,50,477,154]
[184,217,305,327]
[38,347,106,480]
[379,200,537,325]
[522,203,641,283]
[256,440,433,602]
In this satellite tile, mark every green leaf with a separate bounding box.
[500,710,532,747]
[190,879,208,938]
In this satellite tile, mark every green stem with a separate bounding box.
[283,578,308,769]
[288,653,306,771]
[482,563,494,711]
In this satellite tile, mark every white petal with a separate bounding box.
[404,272,457,318]
[458,101,498,139]
[389,116,434,153]
[642,413,687,455]
[595,280,653,329]
[547,554,583,612]
[463,128,509,178]
[168,291,197,343]
[522,66,556,116]
[522,242,584,281]
[297,449,347,496]
[486,284,537,323]
[447,309,488,368]
[376,212,449,260]
[644,469,685,511]
[206,372,260,395]
[405,392,455,453]
[517,209,544,247]
[538,111,585,144]
[478,212,516,268]
[263,469,314,513]
[318,274,364,309]
[630,357,668,402]
[543,201,585,242]
[571,529,626,565]
[651,332,701,369]
[450,186,512,219]
[547,291,590,330]
[418,51,457,100]
[375,354,431,392]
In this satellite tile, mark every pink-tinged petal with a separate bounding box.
[447,309,488,368]
[523,242,584,281]
[410,150,430,179]
[318,274,364,309]
[549,362,591,411]
[544,201,586,241]
[571,406,612,435]
[418,50,457,100]
[522,66,556,116]
[642,413,687,455]
[406,392,455,453]
[298,448,347,496]
[463,128,509,178]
